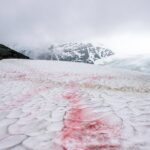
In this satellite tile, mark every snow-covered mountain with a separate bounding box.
[21,43,114,64]
[95,54,150,74]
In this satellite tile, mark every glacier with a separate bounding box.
[0,59,150,150]
[95,54,150,74]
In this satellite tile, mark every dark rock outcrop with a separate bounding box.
[0,44,29,60]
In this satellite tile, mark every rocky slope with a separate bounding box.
[0,44,29,60]
[21,43,114,64]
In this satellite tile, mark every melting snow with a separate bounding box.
[0,59,150,150]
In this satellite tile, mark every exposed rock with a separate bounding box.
[0,44,29,60]
[21,43,114,64]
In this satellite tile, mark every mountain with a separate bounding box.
[21,43,114,64]
[95,54,150,74]
[0,44,29,60]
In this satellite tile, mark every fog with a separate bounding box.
[0,0,150,55]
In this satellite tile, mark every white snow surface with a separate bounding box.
[0,59,150,150]
[95,55,150,74]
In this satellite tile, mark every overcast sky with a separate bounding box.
[0,0,150,55]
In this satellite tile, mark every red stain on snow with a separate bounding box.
[62,91,80,103]
[61,91,121,150]
[0,83,52,111]
[87,75,115,81]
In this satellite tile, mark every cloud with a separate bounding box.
[0,0,150,54]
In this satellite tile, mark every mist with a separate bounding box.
[0,0,150,55]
